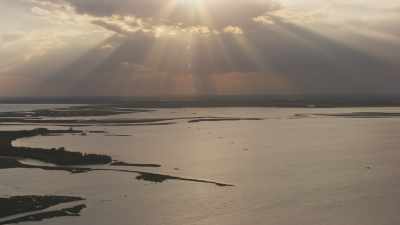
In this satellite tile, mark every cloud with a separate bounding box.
[253,16,275,25]
[0,30,64,62]
[259,1,400,27]
[254,9,322,25]
[31,0,281,29]
[28,21,400,96]
[100,44,114,50]
[0,32,25,45]
[31,6,51,16]
[223,26,244,35]
[2,0,400,96]
[91,18,143,35]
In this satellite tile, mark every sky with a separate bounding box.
[0,0,399,97]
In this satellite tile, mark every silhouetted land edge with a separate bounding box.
[0,103,264,127]
[0,157,92,173]
[0,105,153,118]
[0,128,234,186]
[0,204,86,225]
[0,128,112,165]
[0,195,85,225]
[134,171,234,187]
[0,195,85,218]
[313,112,400,118]
[1,95,400,107]
[110,161,161,168]
[0,128,163,168]
[0,157,234,187]
[188,118,263,123]
[0,116,263,126]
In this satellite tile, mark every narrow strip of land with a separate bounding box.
[0,128,235,187]
[0,195,85,219]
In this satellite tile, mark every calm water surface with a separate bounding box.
[2,105,400,225]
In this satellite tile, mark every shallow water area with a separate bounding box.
[2,105,400,225]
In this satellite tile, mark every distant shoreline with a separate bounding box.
[1,95,400,108]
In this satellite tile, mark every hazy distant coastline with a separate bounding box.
[1,95,400,107]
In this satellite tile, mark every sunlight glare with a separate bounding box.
[178,0,201,6]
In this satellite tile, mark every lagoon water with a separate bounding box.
[2,105,400,225]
